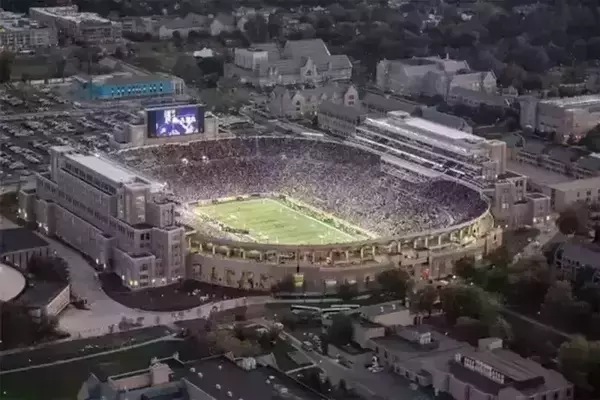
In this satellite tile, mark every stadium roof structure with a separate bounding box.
[363,115,486,157]
[66,152,140,184]
[0,262,26,302]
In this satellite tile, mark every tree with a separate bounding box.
[54,57,67,80]
[114,47,125,59]
[0,52,13,83]
[414,285,438,316]
[326,313,353,346]
[542,280,574,324]
[376,268,413,300]
[440,284,497,325]
[172,55,201,83]
[505,256,552,312]
[0,302,59,348]
[556,208,583,235]
[454,257,478,281]
[558,335,591,388]
[267,13,283,39]
[27,255,70,284]
[244,15,269,43]
[490,317,514,343]
[172,30,183,49]
[337,282,358,302]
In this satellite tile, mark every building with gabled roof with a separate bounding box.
[376,56,497,102]
[267,82,359,119]
[226,39,352,88]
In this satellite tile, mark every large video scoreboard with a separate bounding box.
[146,104,205,138]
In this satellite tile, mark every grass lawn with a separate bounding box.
[0,338,209,400]
[197,198,359,245]
[1,326,172,371]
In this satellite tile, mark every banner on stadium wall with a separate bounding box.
[293,273,304,288]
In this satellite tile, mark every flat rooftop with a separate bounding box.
[181,356,327,400]
[0,262,26,302]
[506,161,571,187]
[372,327,467,359]
[548,176,600,192]
[363,117,484,157]
[0,228,49,255]
[359,299,407,318]
[403,117,484,144]
[15,281,68,309]
[64,152,142,185]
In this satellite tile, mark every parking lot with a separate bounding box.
[0,85,140,185]
[0,83,72,116]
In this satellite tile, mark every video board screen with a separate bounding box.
[147,105,205,138]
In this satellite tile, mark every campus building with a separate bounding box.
[73,73,186,101]
[267,83,359,119]
[18,147,186,290]
[226,39,352,87]
[78,354,328,400]
[547,177,600,211]
[0,226,51,267]
[519,95,600,143]
[375,56,497,99]
[0,9,56,51]
[29,6,122,44]
[553,239,600,285]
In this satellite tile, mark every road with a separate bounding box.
[1,217,262,338]
[278,328,432,400]
[0,334,176,375]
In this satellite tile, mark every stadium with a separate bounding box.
[118,136,502,292]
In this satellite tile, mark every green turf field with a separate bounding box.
[196,198,360,245]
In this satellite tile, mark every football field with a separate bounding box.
[196,198,362,245]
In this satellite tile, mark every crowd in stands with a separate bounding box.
[117,137,488,237]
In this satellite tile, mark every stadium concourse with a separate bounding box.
[117,136,488,243]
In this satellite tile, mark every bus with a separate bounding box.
[290,305,321,315]
[320,307,355,319]
[336,304,360,309]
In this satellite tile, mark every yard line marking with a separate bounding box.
[266,198,356,241]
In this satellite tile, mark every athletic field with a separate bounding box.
[196,198,363,245]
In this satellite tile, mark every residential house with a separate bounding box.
[225,39,352,87]
[210,13,235,36]
[267,83,358,119]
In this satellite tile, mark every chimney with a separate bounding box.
[150,363,171,386]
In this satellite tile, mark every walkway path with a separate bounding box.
[0,334,175,375]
